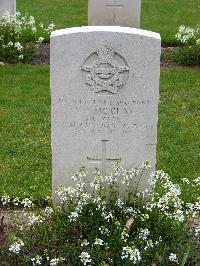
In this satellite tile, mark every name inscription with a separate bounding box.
[57,97,155,135]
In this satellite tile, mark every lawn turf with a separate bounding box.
[0,65,199,201]
[0,65,51,201]
[17,0,200,45]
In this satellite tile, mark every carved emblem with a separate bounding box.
[81,44,129,94]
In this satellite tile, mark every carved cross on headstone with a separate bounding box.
[106,0,124,23]
[87,140,121,176]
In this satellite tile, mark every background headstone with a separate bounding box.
[51,26,161,198]
[0,0,16,15]
[88,0,141,28]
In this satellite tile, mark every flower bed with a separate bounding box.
[0,12,55,63]
[0,163,199,265]
[169,25,200,66]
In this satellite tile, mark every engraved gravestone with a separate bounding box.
[0,0,16,15]
[88,0,141,28]
[51,26,161,198]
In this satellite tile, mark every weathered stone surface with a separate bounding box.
[0,0,16,15]
[51,26,161,197]
[88,0,141,28]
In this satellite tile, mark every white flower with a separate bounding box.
[181,178,190,184]
[31,255,43,265]
[194,201,200,211]
[47,22,55,32]
[194,226,200,236]
[79,252,92,265]
[9,239,24,254]
[102,211,113,221]
[193,177,200,186]
[14,42,23,51]
[94,238,104,246]
[145,239,153,249]
[115,199,124,208]
[139,228,150,240]
[121,229,129,242]
[121,246,141,264]
[173,209,185,223]
[125,207,133,214]
[1,195,11,205]
[90,174,104,191]
[169,253,178,263]
[12,197,20,206]
[141,161,151,169]
[175,24,200,45]
[7,41,13,47]
[81,239,90,247]
[43,207,54,215]
[36,37,44,44]
[18,54,24,60]
[149,170,169,187]
[69,211,79,222]
[21,198,34,208]
[50,258,59,266]
[99,226,110,236]
[28,213,44,226]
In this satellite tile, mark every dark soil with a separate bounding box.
[0,207,30,246]
[0,208,14,245]
[160,47,180,68]
[31,43,180,68]
[32,43,50,65]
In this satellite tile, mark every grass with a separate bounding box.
[0,65,199,201]
[17,0,200,45]
[0,65,51,201]
[158,67,200,181]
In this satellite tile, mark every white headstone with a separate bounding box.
[88,0,141,28]
[0,0,16,15]
[51,26,161,198]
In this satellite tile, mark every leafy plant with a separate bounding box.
[169,25,200,66]
[168,45,200,66]
[1,163,199,265]
[0,12,55,63]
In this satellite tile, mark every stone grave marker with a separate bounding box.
[0,0,16,15]
[88,0,141,28]
[51,26,161,199]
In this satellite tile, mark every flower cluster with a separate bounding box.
[27,213,44,226]
[30,255,65,265]
[175,24,200,45]
[148,171,200,223]
[9,239,24,254]
[0,11,55,62]
[121,246,141,264]
[1,195,34,208]
[79,252,92,265]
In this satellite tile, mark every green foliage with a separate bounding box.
[1,165,199,265]
[169,45,200,66]
[0,12,54,63]
[168,24,200,66]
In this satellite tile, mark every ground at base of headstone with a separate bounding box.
[0,207,32,245]
[1,43,199,68]
[30,43,190,68]
[1,206,200,265]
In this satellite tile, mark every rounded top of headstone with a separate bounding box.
[51,26,161,40]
